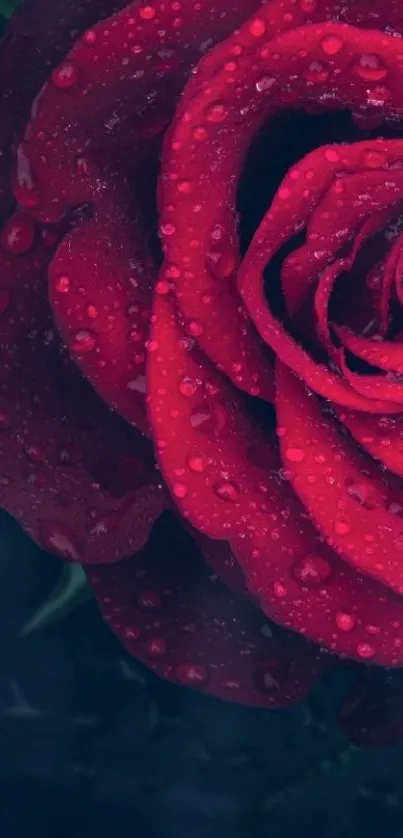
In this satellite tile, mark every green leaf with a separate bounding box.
[20,563,92,636]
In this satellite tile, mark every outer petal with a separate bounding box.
[87,514,325,708]
[0,212,168,563]
[160,19,403,411]
[0,0,130,221]
[336,409,403,478]
[147,294,403,666]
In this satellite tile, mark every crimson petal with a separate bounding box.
[87,514,325,707]
[148,294,403,665]
[0,0,130,221]
[275,361,403,595]
[0,212,168,563]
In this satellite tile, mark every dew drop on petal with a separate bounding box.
[179,376,198,397]
[357,642,376,659]
[51,63,79,88]
[334,519,351,536]
[354,53,388,82]
[71,328,97,353]
[214,480,239,502]
[173,482,188,499]
[284,447,305,463]
[292,554,331,587]
[335,611,357,632]
[204,100,229,123]
[175,663,209,685]
[146,637,167,658]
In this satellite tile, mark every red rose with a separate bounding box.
[3,0,403,742]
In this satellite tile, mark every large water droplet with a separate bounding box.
[71,328,97,353]
[51,62,79,88]
[205,101,229,123]
[214,479,239,502]
[354,54,388,82]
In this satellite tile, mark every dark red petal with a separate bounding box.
[17,0,261,219]
[339,669,403,748]
[0,212,168,563]
[193,532,249,596]
[337,409,403,478]
[0,0,130,221]
[147,295,403,666]
[87,514,325,708]
[49,198,153,433]
[335,326,403,374]
[275,361,403,595]
[160,18,403,409]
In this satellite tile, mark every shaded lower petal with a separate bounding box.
[87,514,325,708]
[147,295,403,666]
[0,212,168,562]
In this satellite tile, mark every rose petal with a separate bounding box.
[275,361,403,595]
[336,409,403,479]
[0,211,168,562]
[0,0,130,221]
[148,295,403,665]
[87,513,325,707]
[49,195,154,433]
[159,18,403,410]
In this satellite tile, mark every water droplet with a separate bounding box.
[55,274,71,293]
[139,4,156,19]
[303,60,330,84]
[335,611,357,632]
[334,519,351,536]
[127,375,147,395]
[249,17,266,37]
[204,100,229,123]
[51,62,79,89]
[345,478,379,510]
[324,147,340,163]
[137,590,161,611]
[255,75,275,93]
[354,54,388,82]
[146,637,167,658]
[214,480,239,502]
[83,28,97,46]
[273,580,287,599]
[123,626,141,641]
[293,554,331,587]
[356,642,376,659]
[321,34,343,55]
[188,454,206,473]
[284,447,305,463]
[173,482,188,499]
[71,328,97,353]
[160,221,176,237]
[0,217,35,255]
[175,663,208,685]
[361,148,386,169]
[187,320,203,337]
[179,376,198,397]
